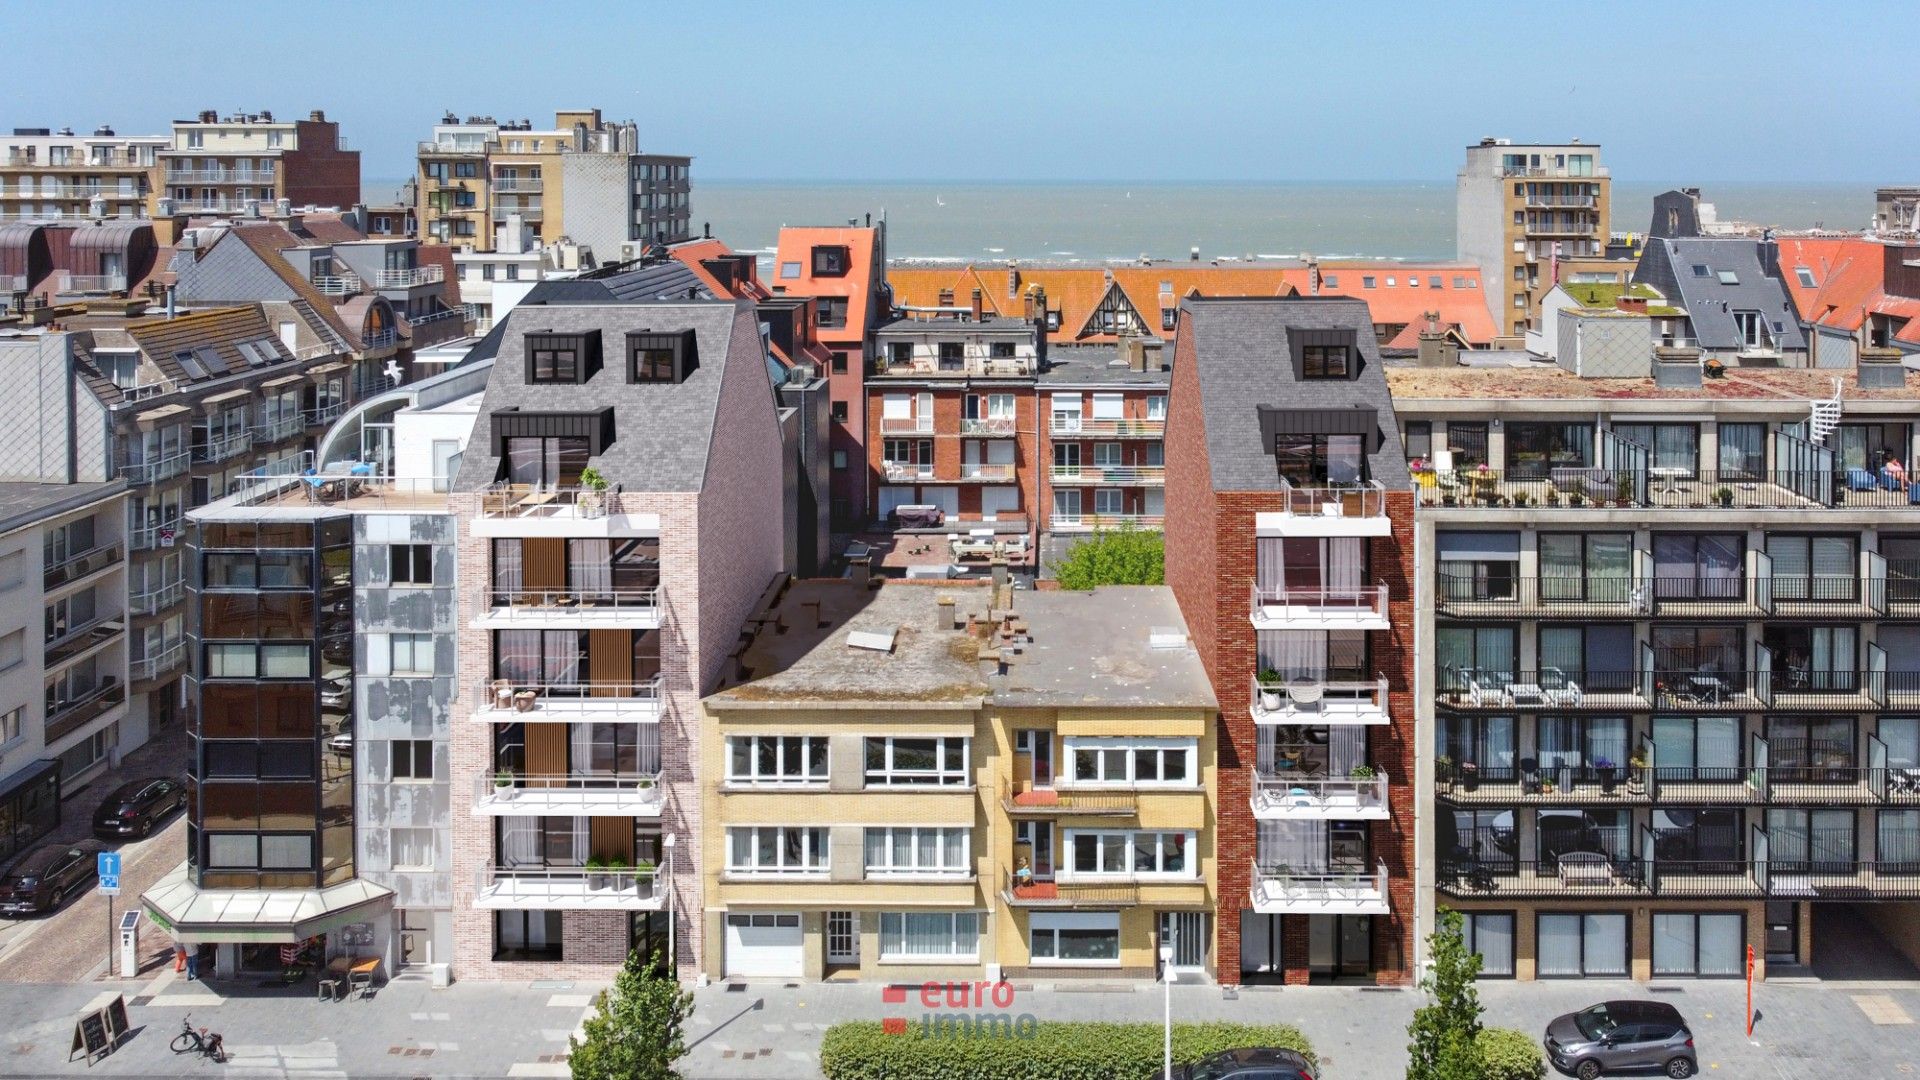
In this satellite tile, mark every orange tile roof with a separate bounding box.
[1776,236,1920,343]
[888,262,1499,346]
[770,226,883,338]
[669,237,834,369]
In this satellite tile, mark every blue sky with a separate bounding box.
[8,0,1914,183]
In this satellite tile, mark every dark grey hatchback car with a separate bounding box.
[1174,1047,1316,1080]
[1544,1000,1697,1079]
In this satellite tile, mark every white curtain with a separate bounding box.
[1698,915,1744,976]
[568,817,588,866]
[1652,913,1697,976]
[1471,914,1514,976]
[570,724,592,778]
[1537,914,1582,975]
[1698,717,1740,771]
[1256,538,1285,592]
[1329,727,1366,775]
[570,538,611,601]
[1328,538,1363,592]
[1884,718,1920,769]
[1256,821,1326,872]
[501,818,541,867]
[1583,914,1628,975]
[1259,631,1324,679]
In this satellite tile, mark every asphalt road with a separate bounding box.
[0,811,185,983]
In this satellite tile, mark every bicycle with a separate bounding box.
[170,1016,226,1063]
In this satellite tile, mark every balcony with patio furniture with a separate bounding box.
[471,772,665,818]
[472,676,664,724]
[471,586,661,630]
[1255,480,1391,538]
[472,864,666,911]
[1248,858,1389,915]
[1250,673,1389,726]
[1249,766,1389,821]
[1050,416,1165,439]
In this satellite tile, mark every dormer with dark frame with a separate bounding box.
[523,329,603,385]
[811,244,850,277]
[626,329,699,384]
[1258,403,1378,486]
[489,406,616,486]
[1289,327,1360,381]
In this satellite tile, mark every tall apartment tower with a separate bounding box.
[416,110,691,256]
[1456,139,1610,340]
[160,109,360,216]
[1163,296,1418,985]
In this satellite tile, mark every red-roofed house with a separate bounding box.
[1778,237,1920,364]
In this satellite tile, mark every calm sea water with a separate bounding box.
[368,179,1874,264]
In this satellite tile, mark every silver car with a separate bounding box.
[1544,1000,1697,1079]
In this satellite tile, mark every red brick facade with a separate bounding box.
[281,118,360,209]
[864,384,1039,524]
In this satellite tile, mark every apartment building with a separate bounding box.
[1457,138,1612,340]
[888,261,1501,351]
[1164,296,1418,986]
[0,483,131,859]
[416,110,690,254]
[1,126,166,223]
[699,579,1217,981]
[139,361,483,977]
[1040,341,1169,544]
[770,222,890,528]
[446,300,785,979]
[1394,356,1920,981]
[160,109,360,217]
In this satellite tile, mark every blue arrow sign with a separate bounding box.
[98,852,121,878]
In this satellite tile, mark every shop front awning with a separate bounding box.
[139,862,393,944]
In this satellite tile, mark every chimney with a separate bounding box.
[309,109,325,122]
[1021,288,1035,322]
[1615,294,1649,314]
[1142,340,1164,372]
[1119,336,1144,371]
[1007,263,1019,299]
[935,595,955,631]
[970,288,983,322]
[1416,311,1457,367]
[1859,345,1909,389]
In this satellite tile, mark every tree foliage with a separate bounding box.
[820,1020,1314,1080]
[1050,526,1165,590]
[1406,907,1486,1080]
[1477,1027,1548,1080]
[570,949,694,1080]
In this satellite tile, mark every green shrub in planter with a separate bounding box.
[1477,1027,1546,1080]
[819,1020,1315,1080]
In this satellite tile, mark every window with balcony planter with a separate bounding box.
[577,466,610,518]
[1258,668,1283,711]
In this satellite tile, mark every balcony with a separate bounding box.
[1438,667,1658,712]
[472,485,661,535]
[44,680,127,744]
[311,273,361,296]
[472,677,664,724]
[130,640,187,683]
[1250,674,1390,726]
[957,463,1016,483]
[1000,787,1137,818]
[1003,873,1142,908]
[44,542,123,591]
[306,401,347,428]
[490,203,543,221]
[45,617,125,669]
[960,417,1017,437]
[490,177,544,193]
[472,865,666,911]
[117,449,190,486]
[1249,768,1389,821]
[1523,194,1597,208]
[252,415,306,445]
[883,460,935,483]
[192,431,252,465]
[404,305,476,348]
[878,416,934,435]
[372,265,444,288]
[471,772,665,817]
[1256,481,1390,537]
[1416,467,1920,512]
[472,587,661,630]
[1049,465,1165,486]
[1249,582,1391,631]
[129,578,185,617]
[1049,417,1165,439]
[417,139,499,156]
[1248,858,1390,915]
[1050,513,1165,533]
[127,520,184,552]
[59,273,127,295]
[166,167,276,184]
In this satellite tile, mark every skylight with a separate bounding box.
[174,349,211,379]
[1691,264,1710,278]
[1717,270,1740,285]
[1795,267,1817,288]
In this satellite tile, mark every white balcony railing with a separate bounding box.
[474,587,661,626]
[127,520,184,552]
[959,463,1016,482]
[472,865,665,910]
[131,639,188,681]
[883,461,935,482]
[960,417,1017,437]
[1249,674,1390,725]
[253,415,305,444]
[60,273,127,294]
[1250,582,1391,628]
[130,578,186,616]
[1049,513,1165,533]
[372,265,444,288]
[472,772,665,817]
[1273,480,1388,520]
[490,178,544,193]
[475,677,664,722]
[1050,418,1166,438]
[193,431,252,463]
[118,448,190,485]
[1049,464,1166,485]
[311,273,361,296]
[1249,767,1389,820]
[1249,858,1390,915]
[879,416,934,435]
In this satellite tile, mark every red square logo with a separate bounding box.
[882,1017,908,1036]
[881,985,908,1004]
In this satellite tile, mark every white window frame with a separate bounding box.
[1062,737,1197,787]
[725,826,830,876]
[863,827,972,878]
[724,734,829,786]
[1062,829,1197,880]
[1091,393,1125,420]
[864,736,970,787]
[389,633,435,677]
[877,911,980,962]
[1146,396,1167,421]
[1028,911,1122,967]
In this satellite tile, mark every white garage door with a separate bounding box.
[725,912,804,978]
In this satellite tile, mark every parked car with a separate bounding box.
[92,777,187,839]
[0,840,105,916]
[328,731,353,755]
[1175,1047,1316,1080]
[1545,1000,1697,1079]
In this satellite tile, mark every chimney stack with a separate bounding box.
[970,289,984,322]
[1416,311,1457,367]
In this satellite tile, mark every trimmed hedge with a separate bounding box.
[1477,1027,1547,1080]
[819,1020,1314,1080]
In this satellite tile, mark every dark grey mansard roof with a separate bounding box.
[452,300,759,494]
[1636,237,1807,352]
[1182,296,1410,492]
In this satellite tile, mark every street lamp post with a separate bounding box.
[1160,943,1175,1080]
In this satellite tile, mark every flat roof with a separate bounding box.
[1385,363,1920,403]
[1038,346,1171,387]
[709,581,1212,711]
[0,481,124,537]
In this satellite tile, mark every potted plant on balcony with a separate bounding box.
[633,776,660,807]
[1594,757,1619,794]
[585,855,609,890]
[1348,764,1376,779]
[626,857,652,898]
[493,771,516,799]
[1435,755,1455,792]
[1460,760,1480,792]
[1627,750,1650,795]
[1569,492,1586,508]
[1257,668,1283,711]
[1715,486,1734,508]
[578,466,610,519]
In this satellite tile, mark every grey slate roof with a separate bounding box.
[1182,296,1410,491]
[452,301,761,494]
[1038,345,1171,387]
[459,260,714,366]
[1633,238,1807,351]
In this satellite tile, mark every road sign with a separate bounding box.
[98,852,121,895]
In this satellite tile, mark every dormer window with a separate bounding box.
[816,297,848,330]
[626,329,697,384]
[812,246,849,276]
[938,342,964,370]
[524,331,601,384]
[888,341,914,367]
[1302,345,1351,379]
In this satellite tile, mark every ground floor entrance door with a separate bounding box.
[1239,911,1283,978]
[1765,902,1799,966]
[1307,914,1373,980]
[825,911,858,965]
[1158,911,1206,974]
